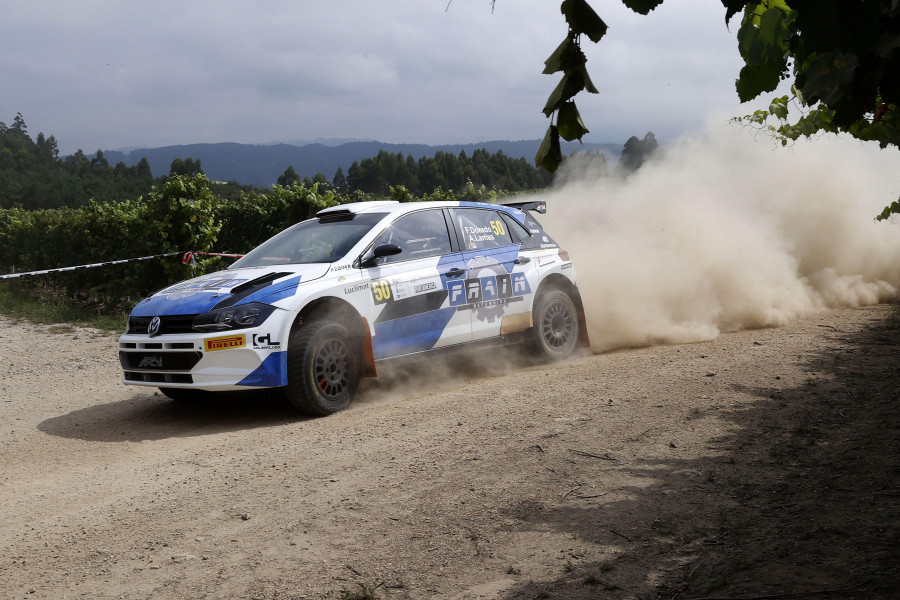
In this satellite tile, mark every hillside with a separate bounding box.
[103,139,621,187]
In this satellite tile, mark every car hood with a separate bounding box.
[129,264,331,317]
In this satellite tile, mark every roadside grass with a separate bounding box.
[0,283,128,332]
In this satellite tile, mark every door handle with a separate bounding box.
[444,268,466,278]
[514,257,531,265]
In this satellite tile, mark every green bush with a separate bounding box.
[0,175,511,311]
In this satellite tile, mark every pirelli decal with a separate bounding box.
[205,334,246,352]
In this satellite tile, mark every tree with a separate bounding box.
[332,165,347,190]
[91,149,110,171]
[342,147,550,195]
[113,161,130,177]
[725,0,897,138]
[11,112,27,134]
[186,157,203,176]
[537,1,899,217]
[169,157,203,177]
[136,157,152,179]
[277,165,300,186]
[64,150,91,175]
[35,133,58,164]
[0,114,157,209]
[618,131,658,173]
[722,0,900,218]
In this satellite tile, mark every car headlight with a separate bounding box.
[192,302,277,332]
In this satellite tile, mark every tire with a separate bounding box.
[159,387,206,402]
[285,320,359,416]
[526,289,580,361]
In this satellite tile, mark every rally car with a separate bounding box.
[118,200,589,416]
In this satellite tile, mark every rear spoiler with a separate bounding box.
[500,200,547,214]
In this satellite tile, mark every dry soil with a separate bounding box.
[0,305,897,600]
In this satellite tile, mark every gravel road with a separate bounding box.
[1,305,897,600]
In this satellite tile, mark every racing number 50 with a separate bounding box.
[490,220,506,236]
[372,279,392,304]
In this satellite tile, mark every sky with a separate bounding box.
[0,0,774,155]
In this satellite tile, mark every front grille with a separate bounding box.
[128,314,197,335]
[124,372,193,384]
[119,351,203,371]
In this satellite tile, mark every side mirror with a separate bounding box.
[359,244,402,268]
[373,243,402,258]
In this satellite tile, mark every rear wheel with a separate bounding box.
[285,320,359,416]
[526,289,580,361]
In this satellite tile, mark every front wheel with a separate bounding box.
[526,289,580,361]
[285,320,359,416]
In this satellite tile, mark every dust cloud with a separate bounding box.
[538,122,900,352]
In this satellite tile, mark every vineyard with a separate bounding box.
[0,174,505,306]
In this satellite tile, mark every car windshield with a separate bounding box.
[230,213,388,268]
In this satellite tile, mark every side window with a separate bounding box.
[500,213,532,243]
[371,210,452,264]
[450,208,514,250]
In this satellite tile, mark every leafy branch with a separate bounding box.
[535,0,664,172]
[724,0,900,218]
[535,0,899,218]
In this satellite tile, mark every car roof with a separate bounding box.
[316,201,400,217]
[315,200,532,220]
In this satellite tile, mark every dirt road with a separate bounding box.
[1,305,897,600]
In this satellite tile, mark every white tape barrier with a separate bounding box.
[0,252,184,280]
[1,250,246,280]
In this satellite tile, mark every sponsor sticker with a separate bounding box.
[390,278,412,301]
[371,279,393,304]
[138,356,163,368]
[394,275,442,300]
[371,274,442,304]
[448,273,530,307]
[344,283,370,295]
[414,281,437,293]
[252,333,281,350]
[205,334,246,352]
[160,276,248,300]
[446,257,532,323]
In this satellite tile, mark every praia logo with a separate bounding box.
[447,273,530,308]
[446,256,531,323]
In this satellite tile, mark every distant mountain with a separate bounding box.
[102,139,622,188]
[265,137,377,147]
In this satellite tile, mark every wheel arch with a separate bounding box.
[534,274,591,350]
[290,297,377,377]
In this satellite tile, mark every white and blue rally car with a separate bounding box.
[118,200,589,416]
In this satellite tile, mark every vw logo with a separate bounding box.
[148,316,162,337]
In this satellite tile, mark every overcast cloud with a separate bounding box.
[1,0,769,155]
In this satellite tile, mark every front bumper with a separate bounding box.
[118,330,287,391]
